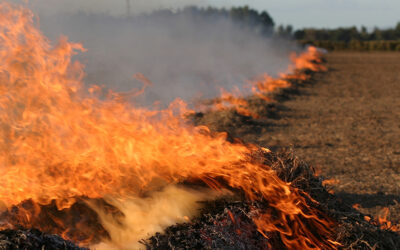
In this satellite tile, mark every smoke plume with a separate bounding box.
[10,1,298,106]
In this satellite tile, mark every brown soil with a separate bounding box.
[258,52,400,222]
[197,52,400,225]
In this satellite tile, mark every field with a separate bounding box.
[1,1,400,248]
[259,52,400,222]
[198,52,400,225]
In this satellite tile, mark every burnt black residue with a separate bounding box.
[143,150,400,250]
[0,228,86,250]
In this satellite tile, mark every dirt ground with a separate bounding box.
[258,52,400,222]
[197,52,400,224]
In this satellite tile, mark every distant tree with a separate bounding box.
[395,22,400,38]
[293,29,305,40]
[360,26,368,41]
[294,22,400,51]
[136,5,400,51]
[276,24,293,39]
[371,27,383,40]
[168,5,276,37]
[229,6,275,35]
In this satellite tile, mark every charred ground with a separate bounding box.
[185,52,400,248]
[1,52,399,249]
[145,150,400,249]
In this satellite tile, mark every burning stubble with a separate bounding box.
[0,2,338,249]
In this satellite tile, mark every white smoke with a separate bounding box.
[10,0,206,16]
[89,185,228,249]
[10,0,298,106]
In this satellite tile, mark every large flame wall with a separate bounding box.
[0,2,336,249]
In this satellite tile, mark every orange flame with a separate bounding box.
[376,207,400,232]
[322,178,340,186]
[0,2,338,249]
[359,206,400,233]
[210,46,326,117]
[212,88,259,117]
[289,46,327,73]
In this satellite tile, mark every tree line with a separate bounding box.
[138,6,275,37]
[291,24,400,51]
[145,6,400,51]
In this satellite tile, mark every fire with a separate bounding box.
[211,88,258,118]
[322,178,340,186]
[289,46,327,73]
[354,205,400,233]
[370,207,399,233]
[375,207,400,233]
[209,46,327,117]
[0,2,338,249]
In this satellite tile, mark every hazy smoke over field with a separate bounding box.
[13,0,297,106]
[11,0,206,15]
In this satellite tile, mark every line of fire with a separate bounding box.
[0,2,399,250]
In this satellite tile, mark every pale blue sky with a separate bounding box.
[211,0,400,29]
[13,0,400,29]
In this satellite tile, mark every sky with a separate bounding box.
[213,0,400,29]
[10,0,400,29]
